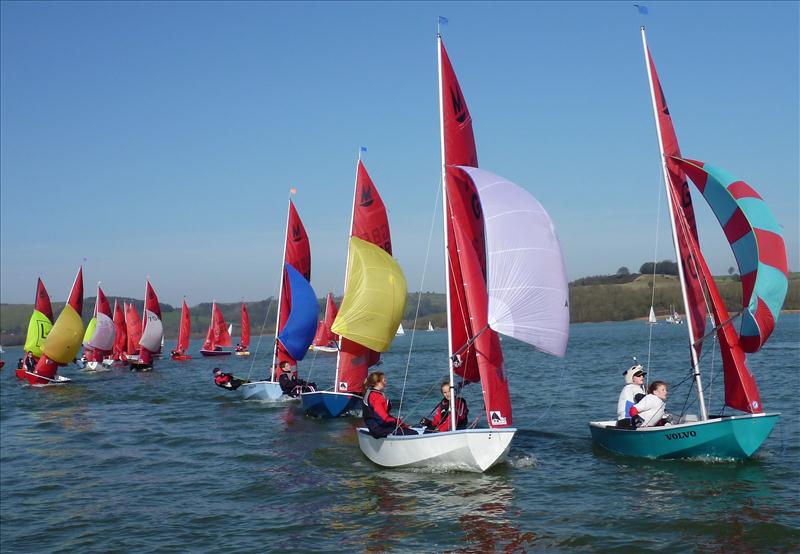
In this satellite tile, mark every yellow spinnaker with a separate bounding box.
[43,304,85,364]
[331,237,407,352]
[83,317,97,345]
[23,310,53,357]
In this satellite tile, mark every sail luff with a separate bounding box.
[241,303,250,349]
[178,299,191,352]
[272,197,293,380]
[641,27,708,420]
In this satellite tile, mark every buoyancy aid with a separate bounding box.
[430,397,468,431]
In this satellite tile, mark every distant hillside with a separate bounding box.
[2,275,797,345]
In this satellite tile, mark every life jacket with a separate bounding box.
[362,388,393,424]
[214,373,232,387]
[432,397,468,431]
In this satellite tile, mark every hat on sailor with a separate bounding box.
[623,364,646,384]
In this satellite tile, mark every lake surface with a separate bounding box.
[2,315,798,552]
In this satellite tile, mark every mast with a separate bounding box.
[334,149,363,390]
[438,33,457,433]
[271,194,293,382]
[641,27,708,420]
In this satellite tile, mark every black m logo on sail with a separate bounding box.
[292,224,302,241]
[360,185,374,207]
[451,88,467,124]
[658,82,670,115]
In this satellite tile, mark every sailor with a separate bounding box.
[277,361,315,397]
[234,343,244,352]
[421,381,468,432]
[362,371,417,437]
[616,364,646,427]
[213,367,248,391]
[629,381,671,428]
[23,351,36,373]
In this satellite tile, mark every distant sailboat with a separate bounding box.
[239,195,318,401]
[26,267,85,386]
[395,323,405,336]
[83,284,115,371]
[309,293,339,354]
[234,302,251,356]
[110,299,127,365]
[427,321,434,332]
[131,279,163,370]
[665,304,683,324]
[172,299,192,361]
[17,278,54,380]
[200,302,233,356]
[125,301,143,362]
[647,305,658,325]
[589,27,788,460]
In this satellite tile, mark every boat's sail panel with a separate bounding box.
[672,157,789,353]
[645,46,709,358]
[277,201,312,365]
[332,237,407,353]
[277,264,318,360]
[204,303,232,350]
[88,287,115,352]
[139,281,163,354]
[126,302,143,354]
[113,300,127,357]
[440,38,483,384]
[40,268,85,366]
[313,293,338,347]
[83,317,97,347]
[24,278,54,357]
[457,166,570,357]
[178,300,191,352]
[352,161,392,254]
[240,303,250,349]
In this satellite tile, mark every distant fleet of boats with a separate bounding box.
[3,24,789,470]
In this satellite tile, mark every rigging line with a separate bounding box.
[529,362,567,426]
[246,296,275,380]
[692,312,741,348]
[305,348,319,383]
[707,329,718,411]
[645,161,664,387]
[396,179,442,428]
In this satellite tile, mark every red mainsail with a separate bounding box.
[35,278,54,321]
[313,293,338,347]
[126,302,142,355]
[645,46,708,360]
[276,200,311,367]
[113,300,127,359]
[439,37,511,427]
[240,303,250,349]
[336,160,391,393]
[204,302,232,350]
[178,300,191,353]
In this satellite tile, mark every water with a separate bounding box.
[2,315,798,552]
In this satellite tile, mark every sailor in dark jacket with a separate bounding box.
[421,382,468,432]
[277,361,315,397]
[213,367,248,391]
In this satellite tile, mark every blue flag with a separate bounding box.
[438,16,448,27]
[360,146,367,153]
[633,4,648,15]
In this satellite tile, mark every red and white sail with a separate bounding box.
[138,280,163,365]
[439,36,512,428]
[86,285,115,361]
[177,299,191,353]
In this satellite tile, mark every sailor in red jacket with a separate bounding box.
[421,381,469,432]
[362,371,418,437]
[213,367,248,391]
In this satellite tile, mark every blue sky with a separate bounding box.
[1,1,797,305]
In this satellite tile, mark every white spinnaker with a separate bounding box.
[89,312,115,351]
[139,309,164,352]
[458,166,569,358]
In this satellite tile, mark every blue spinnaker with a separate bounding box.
[278,263,319,360]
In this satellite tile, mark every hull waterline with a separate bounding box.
[200,350,232,357]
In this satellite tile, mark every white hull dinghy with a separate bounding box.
[358,428,516,472]
[238,380,291,402]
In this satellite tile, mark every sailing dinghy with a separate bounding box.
[26,267,85,386]
[130,279,163,370]
[357,33,569,472]
[589,28,788,460]
[427,321,434,332]
[234,302,251,356]
[239,196,318,401]
[17,278,54,380]
[395,323,405,336]
[83,284,115,371]
[108,299,127,366]
[303,156,406,418]
[172,299,193,361]
[308,293,339,354]
[200,302,232,356]
[125,301,142,363]
[646,305,658,325]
